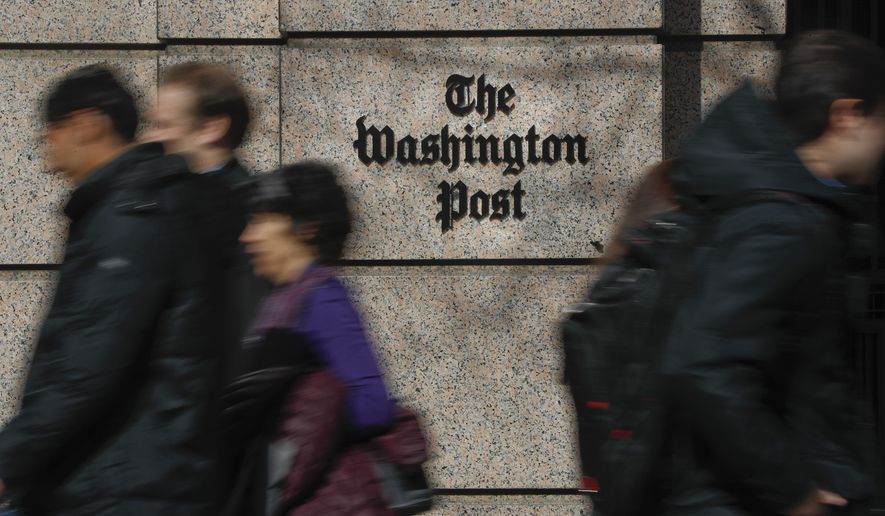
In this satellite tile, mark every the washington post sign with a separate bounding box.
[353,74,592,233]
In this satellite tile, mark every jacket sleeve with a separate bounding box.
[300,281,395,437]
[0,213,172,489]
[664,202,820,513]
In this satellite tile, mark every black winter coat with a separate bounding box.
[660,84,875,515]
[0,144,226,515]
[193,159,265,383]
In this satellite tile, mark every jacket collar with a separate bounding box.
[63,143,164,221]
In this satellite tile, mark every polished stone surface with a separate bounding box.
[282,0,661,32]
[427,495,593,515]
[0,51,158,265]
[160,46,281,174]
[0,271,55,426]
[340,266,596,488]
[665,41,778,158]
[282,38,662,259]
[667,0,785,35]
[0,1,157,43]
[159,0,280,39]
[699,42,779,114]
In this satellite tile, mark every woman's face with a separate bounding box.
[240,212,306,284]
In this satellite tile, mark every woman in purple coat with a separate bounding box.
[227,162,414,515]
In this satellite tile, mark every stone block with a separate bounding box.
[159,0,280,39]
[427,495,592,515]
[0,51,158,264]
[665,41,778,157]
[0,1,157,43]
[0,271,55,426]
[160,46,281,174]
[282,38,662,259]
[667,0,785,35]
[340,266,596,488]
[282,0,661,32]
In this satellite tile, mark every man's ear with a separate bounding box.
[198,115,231,147]
[829,98,866,137]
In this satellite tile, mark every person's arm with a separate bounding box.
[301,280,395,436]
[0,214,171,491]
[665,202,822,513]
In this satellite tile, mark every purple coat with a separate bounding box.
[295,276,395,433]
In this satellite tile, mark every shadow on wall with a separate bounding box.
[663,0,781,158]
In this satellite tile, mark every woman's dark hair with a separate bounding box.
[776,30,885,145]
[45,64,139,142]
[249,161,352,262]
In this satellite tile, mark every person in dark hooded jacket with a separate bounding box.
[0,65,225,514]
[659,31,885,516]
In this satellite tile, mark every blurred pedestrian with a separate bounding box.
[145,62,264,383]
[659,30,885,516]
[0,65,225,514]
[221,162,430,515]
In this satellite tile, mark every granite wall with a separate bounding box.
[0,1,785,513]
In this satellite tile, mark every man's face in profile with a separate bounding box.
[43,111,93,182]
[44,117,74,174]
[144,84,203,160]
[831,104,885,185]
[850,110,885,185]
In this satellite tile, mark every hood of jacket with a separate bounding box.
[672,83,871,222]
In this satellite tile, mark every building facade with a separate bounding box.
[0,1,786,513]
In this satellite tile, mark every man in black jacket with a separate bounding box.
[146,62,262,381]
[661,31,885,516]
[0,66,224,514]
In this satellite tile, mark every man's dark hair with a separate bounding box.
[45,64,139,142]
[162,62,251,149]
[776,29,885,145]
[249,162,352,262]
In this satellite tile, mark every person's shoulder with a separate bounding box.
[123,144,189,184]
[720,194,826,236]
[219,159,255,192]
[304,276,365,322]
[311,275,351,304]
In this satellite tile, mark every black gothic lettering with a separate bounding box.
[476,74,497,121]
[440,124,461,173]
[561,134,591,164]
[498,83,516,115]
[354,116,395,165]
[421,135,440,164]
[542,135,561,164]
[462,124,476,164]
[527,126,541,164]
[397,135,420,165]
[475,134,502,165]
[470,190,490,220]
[436,180,469,232]
[445,74,475,116]
[356,118,591,176]
[512,180,526,220]
[491,188,510,220]
[502,134,524,175]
